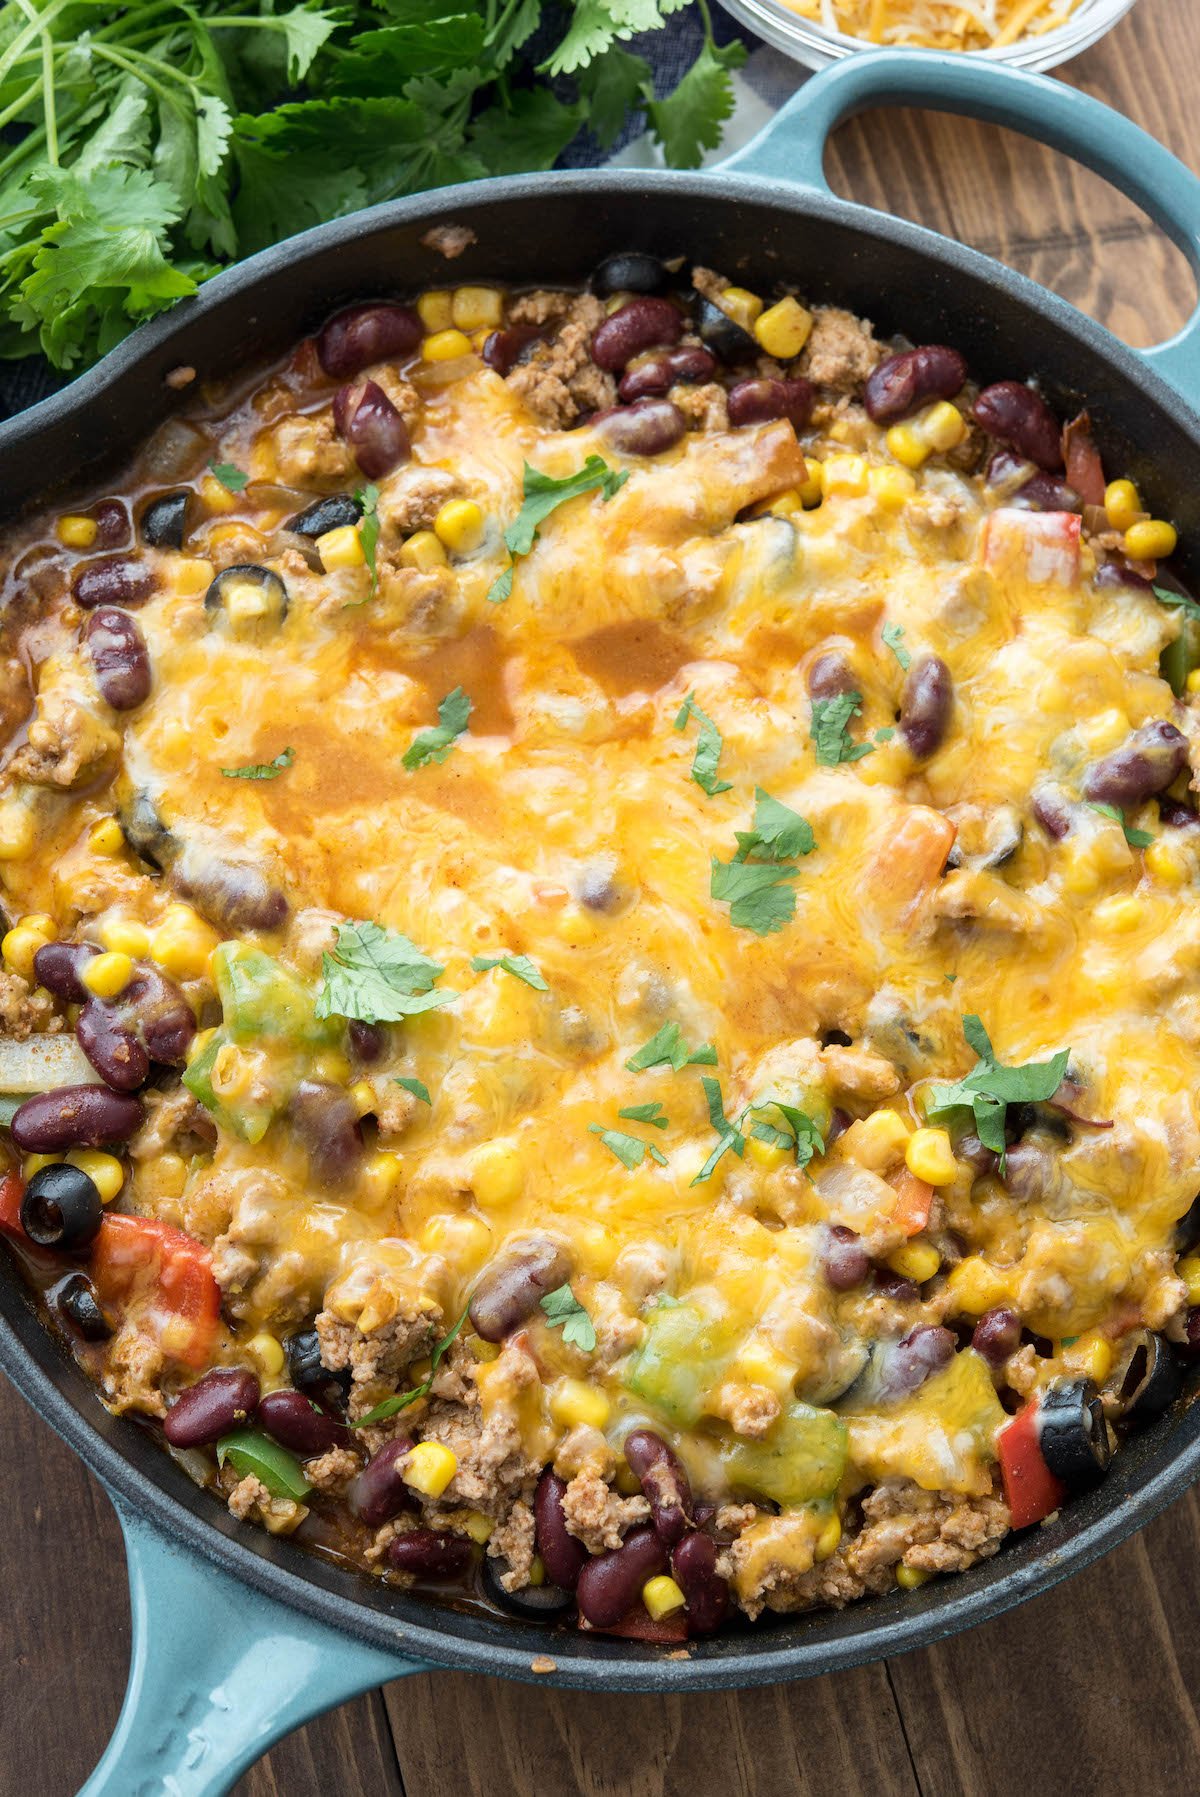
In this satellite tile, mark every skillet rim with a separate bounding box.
[2,164,1199,1692]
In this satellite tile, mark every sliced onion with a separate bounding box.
[0,1034,104,1095]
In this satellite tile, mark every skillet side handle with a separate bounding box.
[720,49,1200,413]
[78,1498,422,1797]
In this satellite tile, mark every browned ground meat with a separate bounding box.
[671,382,730,431]
[267,411,354,487]
[419,1341,539,1517]
[316,1302,440,1420]
[560,1467,650,1553]
[378,467,462,539]
[8,687,119,788]
[0,969,61,1039]
[800,306,883,393]
[420,222,476,260]
[305,1446,360,1493]
[506,294,616,428]
[487,1497,536,1590]
[128,1084,215,1160]
[508,289,571,327]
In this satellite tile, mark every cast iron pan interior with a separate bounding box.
[1,169,1198,1691]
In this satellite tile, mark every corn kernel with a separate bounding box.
[316,524,365,571]
[1188,669,1200,697]
[470,1139,523,1208]
[869,465,917,508]
[1093,895,1144,933]
[642,1575,686,1621]
[732,1340,793,1394]
[349,1080,377,1118]
[814,1513,842,1562]
[433,498,486,556]
[361,1151,404,1206]
[146,1152,188,1201]
[1061,1331,1113,1385]
[398,530,448,571]
[309,1051,351,1086]
[943,1256,1011,1319]
[160,1315,197,1358]
[1058,829,1131,899]
[799,461,824,508]
[81,950,133,999]
[549,1378,610,1430]
[200,473,239,514]
[88,817,125,857]
[22,1153,59,1180]
[417,289,454,332]
[66,1149,125,1204]
[746,1133,790,1172]
[1179,1255,1200,1304]
[58,514,98,549]
[905,1126,957,1187]
[1145,839,1187,885]
[718,287,763,331]
[614,1459,641,1496]
[528,1554,546,1586]
[422,328,473,362]
[463,1510,494,1544]
[846,1108,911,1172]
[99,918,150,956]
[21,913,55,937]
[753,295,813,359]
[2,921,52,980]
[1104,478,1143,533]
[0,800,35,862]
[150,906,219,980]
[761,488,802,519]
[896,1564,932,1590]
[557,906,600,947]
[886,423,928,469]
[822,454,869,497]
[247,1331,286,1377]
[920,400,968,453]
[451,286,503,332]
[173,557,216,597]
[1124,519,1177,562]
[403,1441,458,1499]
[887,1241,941,1284]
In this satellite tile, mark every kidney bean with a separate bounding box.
[1182,1308,1200,1358]
[333,379,411,480]
[623,1428,692,1546]
[349,1019,385,1062]
[84,608,151,710]
[576,1525,667,1629]
[880,1325,956,1400]
[258,1388,354,1456]
[874,1270,918,1303]
[317,303,422,379]
[176,857,288,933]
[592,252,670,298]
[1094,557,1153,592]
[593,399,685,457]
[899,654,953,760]
[388,1528,472,1579]
[972,1307,1021,1368]
[671,1530,729,1636]
[864,345,967,423]
[92,500,130,549]
[1013,472,1080,513]
[289,1080,362,1186]
[826,1106,852,1145]
[76,1003,150,1091]
[469,1240,570,1343]
[985,449,1032,492]
[618,346,716,403]
[121,967,196,1065]
[591,298,683,373]
[533,1469,588,1591]
[11,1084,142,1152]
[163,1367,260,1447]
[822,1224,870,1290]
[957,1132,1000,1179]
[481,325,543,376]
[727,377,814,430]
[974,382,1063,472]
[351,1436,417,1526]
[33,940,98,1001]
[1032,789,1073,841]
[1160,798,1200,829]
[72,556,156,611]
[1081,719,1189,808]
[806,650,854,702]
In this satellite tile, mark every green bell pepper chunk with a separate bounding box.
[1161,612,1200,698]
[215,943,339,1047]
[181,1027,275,1145]
[216,1428,312,1500]
[720,1400,848,1506]
[623,1300,736,1426]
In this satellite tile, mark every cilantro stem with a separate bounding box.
[89,41,197,106]
[0,0,72,89]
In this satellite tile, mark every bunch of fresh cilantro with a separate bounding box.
[0,0,744,371]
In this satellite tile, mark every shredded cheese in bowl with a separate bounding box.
[781,0,1083,49]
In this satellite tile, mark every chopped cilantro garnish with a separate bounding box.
[691,1074,746,1186]
[356,484,380,595]
[710,856,801,936]
[220,746,293,781]
[353,1307,469,1427]
[209,460,248,493]
[488,456,627,603]
[875,726,895,743]
[744,1099,824,1169]
[925,1014,1070,1169]
[403,687,471,771]
[733,789,815,863]
[471,952,548,991]
[589,1123,668,1170]
[394,1077,431,1106]
[1088,801,1154,849]
[810,691,874,766]
[625,1021,716,1073]
[882,622,911,670]
[315,921,455,1024]
[674,691,732,797]
[1153,583,1200,620]
[618,1101,668,1129]
[540,1283,597,1352]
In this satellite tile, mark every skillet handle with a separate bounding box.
[77,1497,423,1797]
[721,49,1200,413]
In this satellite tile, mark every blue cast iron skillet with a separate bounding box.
[0,49,1198,1797]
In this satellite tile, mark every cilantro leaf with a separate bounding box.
[882,622,911,670]
[691,1073,746,1185]
[471,953,548,991]
[926,1015,1070,1165]
[486,565,514,606]
[578,44,652,149]
[1088,801,1154,849]
[589,1123,668,1169]
[395,1076,431,1105]
[539,1283,597,1353]
[316,921,455,1024]
[506,456,628,558]
[734,789,815,863]
[625,1021,716,1072]
[646,34,746,169]
[403,687,472,771]
[1153,584,1200,621]
[220,746,293,781]
[711,856,800,935]
[811,692,874,766]
[468,90,585,175]
[353,1305,469,1426]
[357,484,380,595]
[209,460,249,493]
[674,691,732,796]
[618,1101,668,1128]
[745,1100,825,1169]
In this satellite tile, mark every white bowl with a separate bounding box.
[717,0,1140,72]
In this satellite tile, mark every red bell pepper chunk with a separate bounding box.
[586,1604,688,1645]
[0,1171,24,1238]
[998,1400,1067,1529]
[91,1214,220,1369]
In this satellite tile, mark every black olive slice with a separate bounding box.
[120,790,178,872]
[288,494,363,538]
[481,1553,572,1617]
[695,294,759,366]
[205,564,288,634]
[591,252,670,299]
[21,1164,103,1250]
[52,1271,113,1342]
[1111,1330,1181,1420]
[1175,1193,1200,1255]
[140,491,191,550]
[285,1327,352,1412]
[1038,1377,1112,1488]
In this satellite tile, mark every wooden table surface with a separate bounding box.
[4,3,1199,1791]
